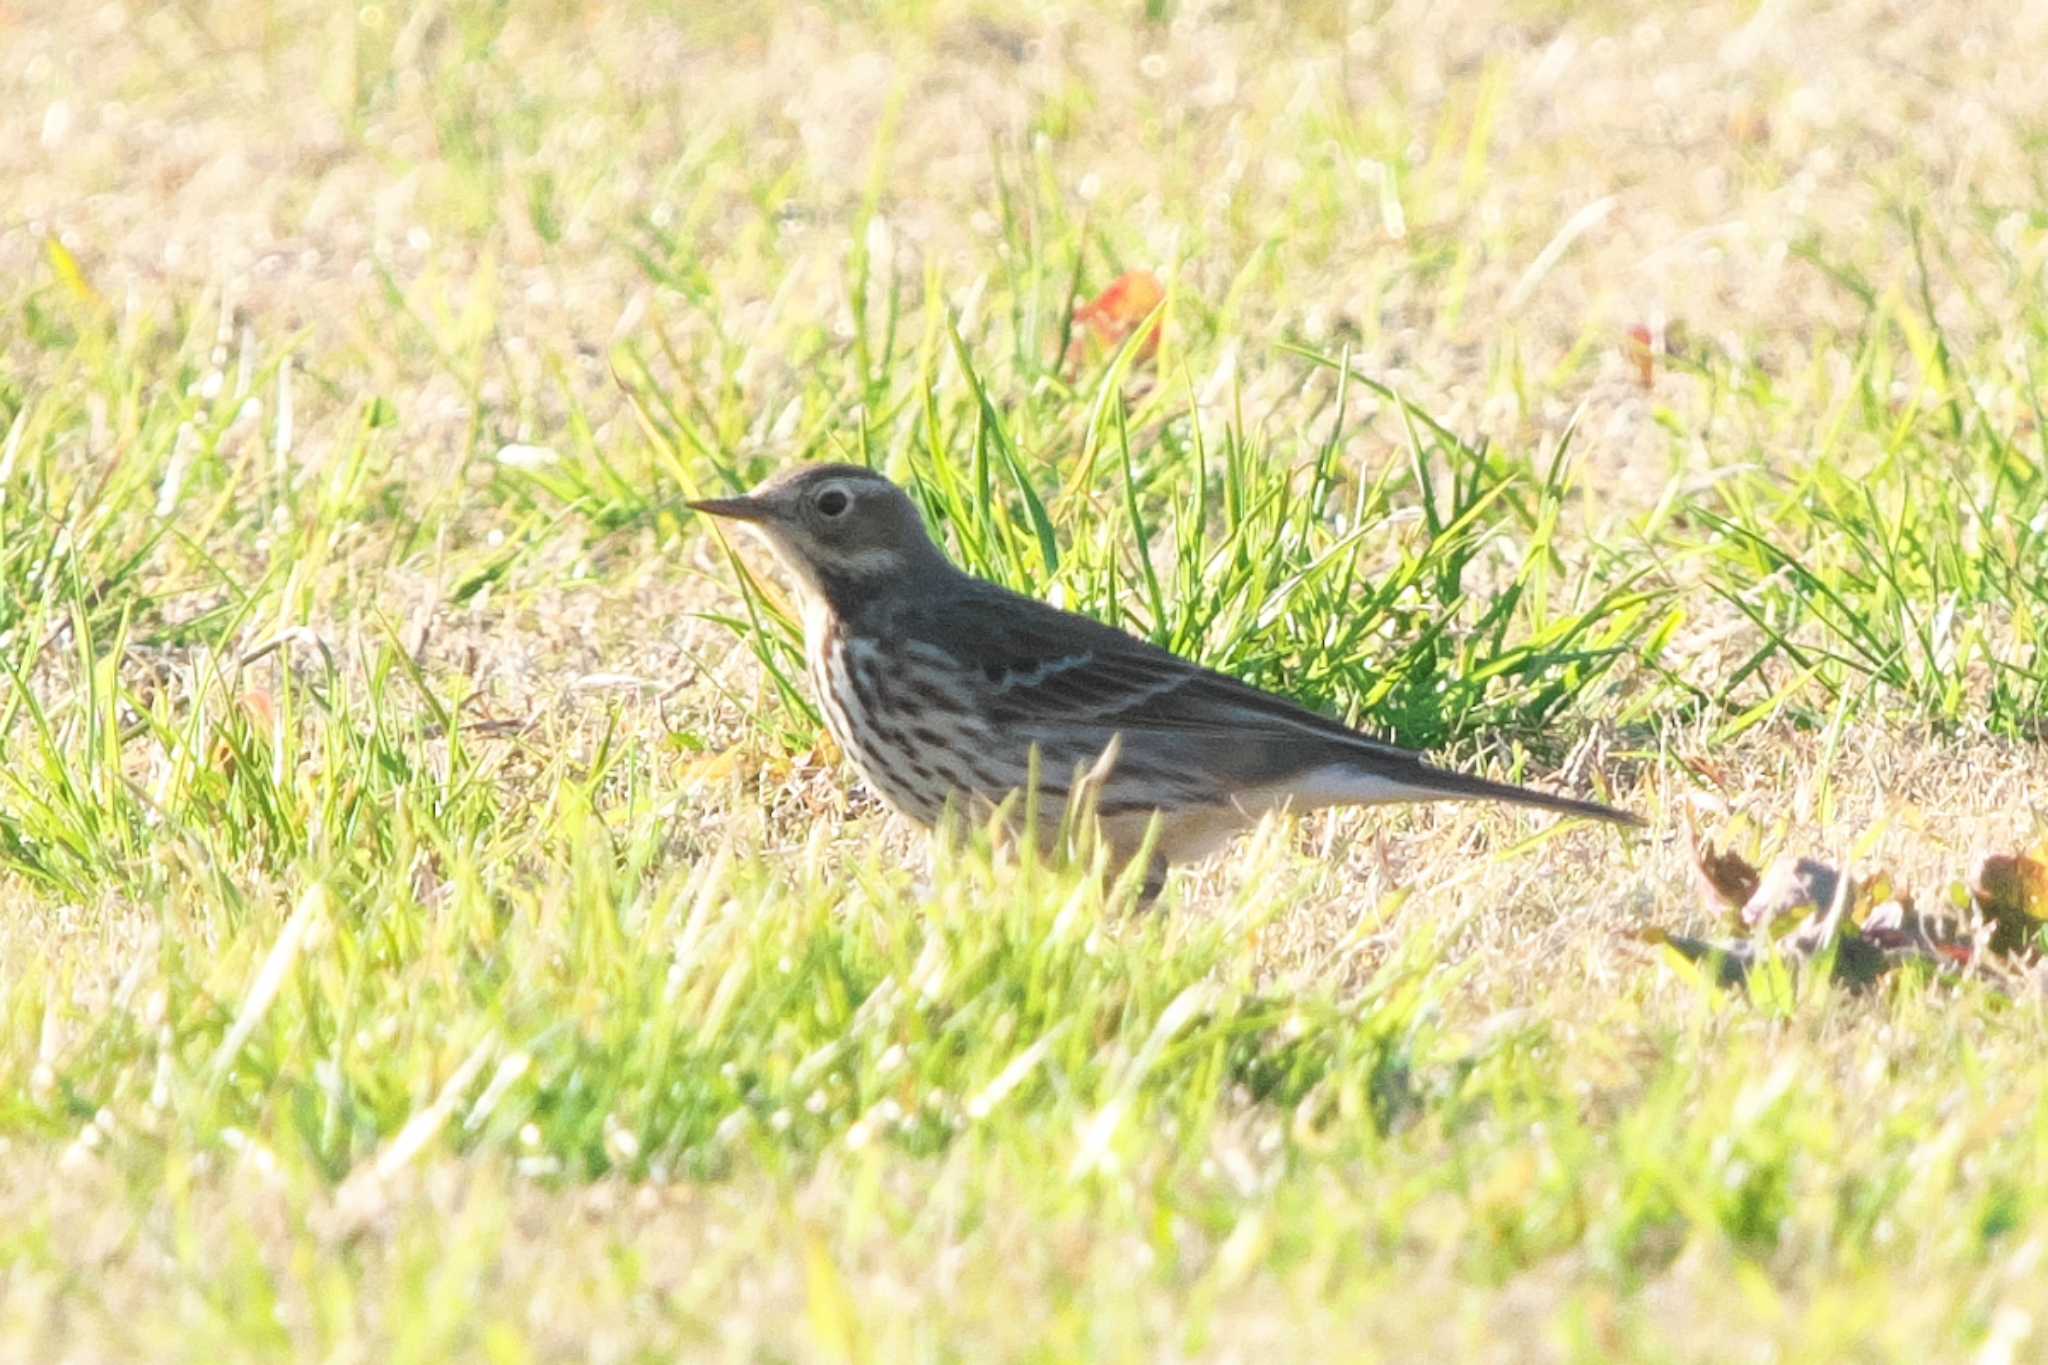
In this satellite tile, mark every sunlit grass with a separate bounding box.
[4,0,2048,1358]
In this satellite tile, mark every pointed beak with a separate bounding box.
[687,494,771,523]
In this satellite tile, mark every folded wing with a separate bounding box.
[894,585,1639,824]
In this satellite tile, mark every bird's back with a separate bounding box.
[876,574,1636,827]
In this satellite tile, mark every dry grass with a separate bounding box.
[4,0,2048,1359]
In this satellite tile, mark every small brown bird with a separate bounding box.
[691,464,1640,897]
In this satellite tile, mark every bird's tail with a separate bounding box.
[1295,757,1644,828]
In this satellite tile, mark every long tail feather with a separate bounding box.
[1296,758,1644,828]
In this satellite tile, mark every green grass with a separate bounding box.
[1657,231,2048,738]
[5,0,2048,1358]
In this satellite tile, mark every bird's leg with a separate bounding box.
[1136,854,1168,908]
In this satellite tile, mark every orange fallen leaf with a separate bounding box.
[239,688,277,732]
[1067,269,1164,372]
[1624,324,1655,389]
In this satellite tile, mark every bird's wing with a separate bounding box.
[904,588,1417,761]
[893,587,1641,825]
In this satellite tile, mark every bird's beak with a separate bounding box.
[687,494,771,523]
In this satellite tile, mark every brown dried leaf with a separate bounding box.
[1967,847,2048,956]
[1693,839,1762,915]
[1972,845,2048,920]
[1640,838,2048,998]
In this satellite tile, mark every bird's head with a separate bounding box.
[688,464,948,605]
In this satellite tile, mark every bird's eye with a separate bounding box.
[816,488,850,518]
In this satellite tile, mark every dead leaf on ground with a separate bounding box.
[1646,828,2048,998]
[1066,270,1165,373]
[1624,324,1655,389]
[1971,843,2048,952]
[1738,855,1841,934]
[1692,837,1761,912]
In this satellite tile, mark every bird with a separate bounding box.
[689,463,1641,899]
